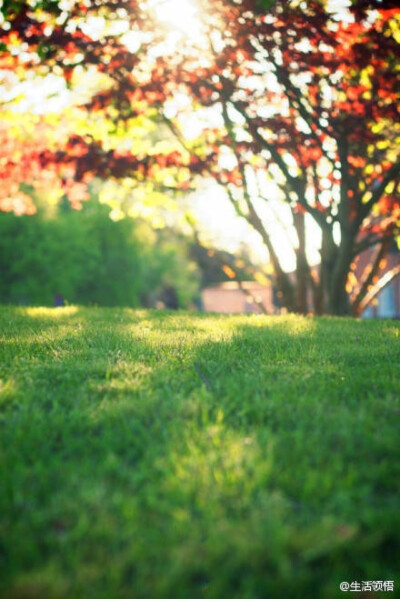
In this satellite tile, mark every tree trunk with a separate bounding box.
[319,228,337,314]
[310,270,324,315]
[326,232,354,316]
[246,207,296,313]
[293,211,309,314]
[327,278,350,315]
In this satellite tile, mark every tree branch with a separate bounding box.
[355,264,400,316]
[357,161,400,227]
[350,238,391,315]
[229,98,331,231]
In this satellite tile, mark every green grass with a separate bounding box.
[0,307,399,599]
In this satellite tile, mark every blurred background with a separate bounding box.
[0,0,399,316]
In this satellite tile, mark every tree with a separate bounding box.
[1,0,399,315]
[0,195,200,307]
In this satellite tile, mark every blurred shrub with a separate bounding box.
[0,199,199,308]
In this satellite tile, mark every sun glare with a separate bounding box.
[147,0,204,42]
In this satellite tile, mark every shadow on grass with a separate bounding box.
[0,308,399,599]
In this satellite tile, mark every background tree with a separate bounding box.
[0,195,200,307]
[162,0,400,315]
[0,0,399,315]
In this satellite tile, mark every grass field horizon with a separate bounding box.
[1,307,399,598]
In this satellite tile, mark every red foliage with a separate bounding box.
[0,0,399,257]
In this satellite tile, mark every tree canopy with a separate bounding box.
[1,0,399,315]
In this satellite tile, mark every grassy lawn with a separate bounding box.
[0,307,399,599]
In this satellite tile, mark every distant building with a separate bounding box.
[359,245,400,319]
[201,281,277,314]
[201,244,400,317]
